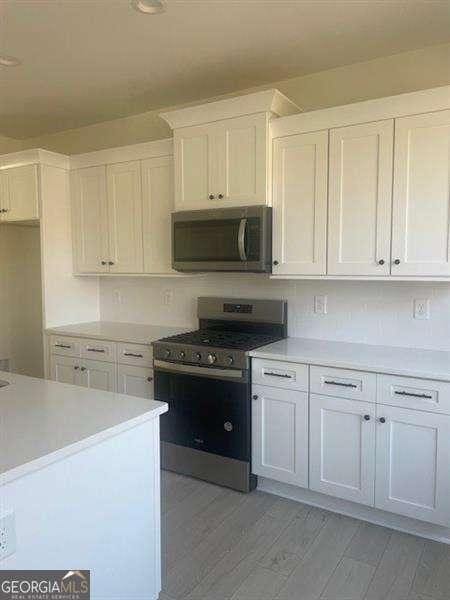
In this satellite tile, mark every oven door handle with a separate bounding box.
[154,359,246,382]
[238,218,248,261]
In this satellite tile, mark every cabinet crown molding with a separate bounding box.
[160,89,300,129]
[0,148,70,171]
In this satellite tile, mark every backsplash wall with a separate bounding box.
[100,276,450,351]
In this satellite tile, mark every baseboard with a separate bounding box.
[257,477,450,545]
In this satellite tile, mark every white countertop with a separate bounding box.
[45,321,188,345]
[250,337,450,382]
[0,371,167,482]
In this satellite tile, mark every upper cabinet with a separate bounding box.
[0,164,39,222]
[271,85,450,280]
[391,109,450,277]
[161,89,299,211]
[71,141,176,275]
[328,120,393,276]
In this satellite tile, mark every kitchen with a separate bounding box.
[1,1,450,599]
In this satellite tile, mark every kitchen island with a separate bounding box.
[0,371,167,600]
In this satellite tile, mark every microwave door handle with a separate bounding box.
[238,218,248,261]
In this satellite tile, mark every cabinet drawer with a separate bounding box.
[378,374,450,415]
[80,338,116,363]
[117,342,153,367]
[310,365,376,402]
[252,358,308,391]
[49,336,81,357]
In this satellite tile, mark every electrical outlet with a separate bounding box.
[314,295,328,315]
[113,289,122,304]
[163,290,173,306]
[414,298,430,320]
[0,511,16,560]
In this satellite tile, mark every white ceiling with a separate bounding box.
[1,0,449,139]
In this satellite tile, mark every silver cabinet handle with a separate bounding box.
[394,390,432,400]
[55,343,71,349]
[238,218,248,261]
[124,352,143,358]
[264,371,292,379]
[324,380,358,388]
[147,376,153,382]
[108,261,114,266]
[101,260,107,265]
[86,348,106,353]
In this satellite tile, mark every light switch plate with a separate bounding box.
[414,298,430,320]
[0,511,16,560]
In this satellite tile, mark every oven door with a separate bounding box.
[154,363,251,462]
[172,205,272,272]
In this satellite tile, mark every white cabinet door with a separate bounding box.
[309,394,376,506]
[107,161,143,273]
[272,130,328,275]
[3,165,39,221]
[375,405,450,526]
[252,384,308,487]
[391,110,450,276]
[174,124,214,210]
[328,120,393,275]
[215,113,268,207]
[50,355,83,386]
[81,358,117,392]
[72,166,109,273]
[142,155,175,274]
[117,364,154,399]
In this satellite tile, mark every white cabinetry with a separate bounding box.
[252,384,309,487]
[0,164,39,222]
[107,161,143,273]
[328,120,393,276]
[309,394,376,506]
[50,355,117,392]
[272,130,328,275]
[391,109,450,276]
[174,113,269,210]
[375,405,450,526]
[117,364,154,399]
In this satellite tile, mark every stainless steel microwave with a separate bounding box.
[172,206,272,272]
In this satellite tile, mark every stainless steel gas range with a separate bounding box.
[152,297,287,492]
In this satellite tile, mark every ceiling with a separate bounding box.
[0,0,449,139]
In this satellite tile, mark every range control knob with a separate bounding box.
[207,353,217,364]
[179,350,186,359]
[165,349,171,358]
[194,352,202,361]
[227,355,234,365]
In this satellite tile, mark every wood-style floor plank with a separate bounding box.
[345,523,393,567]
[259,505,329,577]
[408,540,450,600]
[276,513,360,600]
[164,490,277,599]
[186,497,301,599]
[363,532,425,600]
[231,567,288,600]
[321,557,375,600]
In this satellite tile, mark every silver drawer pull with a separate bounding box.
[324,380,358,388]
[54,343,71,349]
[124,352,144,358]
[86,348,106,353]
[394,390,432,400]
[264,372,292,379]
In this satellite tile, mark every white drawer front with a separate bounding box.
[49,335,81,357]
[80,338,117,363]
[117,342,153,367]
[310,365,376,402]
[252,358,308,391]
[378,374,450,415]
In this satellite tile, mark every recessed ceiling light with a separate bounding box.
[131,0,165,14]
[0,55,21,67]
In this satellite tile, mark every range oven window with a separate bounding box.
[173,217,260,262]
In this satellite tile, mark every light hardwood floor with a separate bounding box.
[160,470,450,600]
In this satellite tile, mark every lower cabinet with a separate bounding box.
[50,355,117,393]
[309,394,376,506]
[252,384,309,487]
[375,404,450,527]
[117,364,154,399]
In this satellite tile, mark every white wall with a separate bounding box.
[100,275,450,351]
